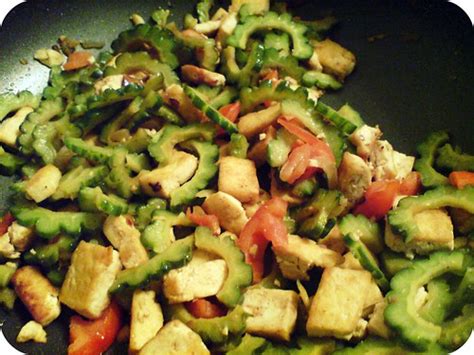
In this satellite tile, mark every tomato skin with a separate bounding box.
[399,171,422,195]
[449,171,474,189]
[277,118,337,187]
[280,144,313,184]
[354,180,400,220]
[186,208,221,235]
[217,101,241,136]
[0,212,14,235]
[219,102,241,123]
[185,298,226,319]
[238,197,288,282]
[68,301,122,355]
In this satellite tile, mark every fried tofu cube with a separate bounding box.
[318,225,347,254]
[367,301,392,339]
[25,164,62,203]
[242,288,299,341]
[371,140,415,181]
[16,320,47,343]
[349,125,381,160]
[11,266,60,326]
[8,222,35,251]
[103,215,149,269]
[338,152,372,206]
[60,241,121,319]
[237,103,281,139]
[218,156,260,203]
[130,290,164,353]
[314,39,356,80]
[385,209,454,256]
[139,320,209,355]
[163,259,227,303]
[339,253,384,316]
[0,106,34,147]
[202,192,249,234]
[139,151,198,198]
[306,267,372,339]
[273,234,343,280]
[181,65,226,87]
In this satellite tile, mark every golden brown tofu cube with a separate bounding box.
[59,241,121,319]
[202,192,249,234]
[12,266,60,326]
[130,290,164,353]
[315,39,356,80]
[273,234,343,280]
[139,320,209,355]
[25,164,62,203]
[237,103,281,139]
[218,156,260,203]
[163,259,227,303]
[103,215,149,269]
[306,267,372,338]
[242,288,299,341]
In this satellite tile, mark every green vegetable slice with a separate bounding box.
[78,186,128,216]
[194,227,253,307]
[388,186,474,243]
[109,235,194,293]
[183,85,238,134]
[414,131,450,188]
[168,303,247,344]
[11,206,104,239]
[111,23,179,69]
[385,250,466,350]
[170,140,218,209]
[227,11,312,59]
[343,233,389,291]
[436,143,474,172]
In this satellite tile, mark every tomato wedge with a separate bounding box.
[278,118,337,188]
[68,301,122,355]
[354,180,400,220]
[0,212,14,235]
[185,298,226,319]
[449,171,474,189]
[186,207,221,235]
[238,197,288,282]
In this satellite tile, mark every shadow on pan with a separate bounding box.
[0,0,472,353]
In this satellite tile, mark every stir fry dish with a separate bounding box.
[0,0,472,354]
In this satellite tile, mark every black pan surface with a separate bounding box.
[0,0,473,353]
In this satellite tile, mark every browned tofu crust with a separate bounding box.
[11,266,60,326]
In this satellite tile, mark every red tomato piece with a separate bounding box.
[238,197,288,282]
[280,144,313,184]
[68,301,122,355]
[0,212,14,235]
[277,118,337,187]
[186,207,221,235]
[449,171,474,189]
[216,101,241,136]
[354,180,401,220]
[185,298,226,319]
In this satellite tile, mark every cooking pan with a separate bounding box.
[0,0,473,353]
